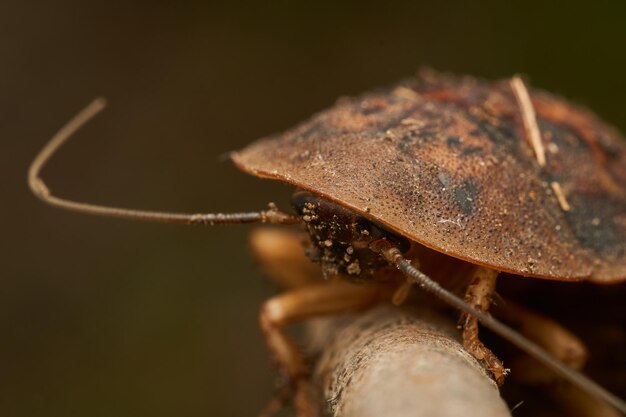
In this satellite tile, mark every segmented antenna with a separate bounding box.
[372,240,626,415]
[27,99,299,226]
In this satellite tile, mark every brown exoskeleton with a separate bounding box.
[29,71,626,416]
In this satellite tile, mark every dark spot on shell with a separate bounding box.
[468,114,515,146]
[454,179,479,216]
[396,130,432,159]
[566,192,624,257]
[419,130,439,139]
[437,171,479,216]
[446,136,462,148]
[462,146,484,156]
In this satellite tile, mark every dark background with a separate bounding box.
[2,1,626,416]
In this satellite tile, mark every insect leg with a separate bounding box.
[494,303,618,417]
[371,239,626,415]
[461,266,508,385]
[494,301,588,383]
[249,228,319,289]
[259,281,388,417]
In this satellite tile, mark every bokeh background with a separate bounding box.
[2,1,626,416]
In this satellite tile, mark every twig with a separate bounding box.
[550,181,572,212]
[307,305,512,417]
[511,76,546,167]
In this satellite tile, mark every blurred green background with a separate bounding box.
[2,1,626,416]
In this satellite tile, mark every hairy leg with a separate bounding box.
[461,266,508,385]
[260,281,389,417]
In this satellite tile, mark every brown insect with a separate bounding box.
[28,70,626,416]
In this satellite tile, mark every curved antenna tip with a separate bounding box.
[94,96,107,107]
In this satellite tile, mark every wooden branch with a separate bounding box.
[307,305,512,417]
[249,228,512,416]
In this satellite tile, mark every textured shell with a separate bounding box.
[232,71,626,283]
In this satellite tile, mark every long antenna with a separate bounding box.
[27,98,299,226]
[371,240,626,415]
